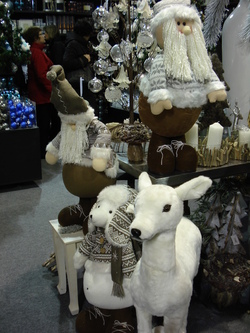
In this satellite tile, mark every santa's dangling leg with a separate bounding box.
[171,136,198,172]
[58,197,97,234]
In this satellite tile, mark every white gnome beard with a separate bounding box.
[59,121,89,164]
[163,19,212,83]
[186,23,212,82]
[163,19,192,82]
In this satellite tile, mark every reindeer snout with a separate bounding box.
[131,228,141,239]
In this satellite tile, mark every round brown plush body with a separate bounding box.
[139,93,201,175]
[62,164,116,198]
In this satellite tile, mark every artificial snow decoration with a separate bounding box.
[93,40,111,59]
[115,0,127,13]
[113,64,131,89]
[137,0,153,19]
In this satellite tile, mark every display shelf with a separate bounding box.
[117,153,250,188]
[0,127,42,186]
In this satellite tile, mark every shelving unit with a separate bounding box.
[11,0,99,31]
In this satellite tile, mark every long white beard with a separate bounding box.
[59,121,89,164]
[163,20,212,82]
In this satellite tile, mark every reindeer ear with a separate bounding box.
[138,172,152,192]
[175,176,212,201]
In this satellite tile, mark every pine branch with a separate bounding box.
[203,0,229,48]
[222,193,240,253]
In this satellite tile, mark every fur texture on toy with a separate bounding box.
[45,65,118,232]
[73,184,139,333]
[139,0,227,175]
[128,172,212,333]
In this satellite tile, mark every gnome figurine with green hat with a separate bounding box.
[45,65,118,233]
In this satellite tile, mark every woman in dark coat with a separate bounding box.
[63,19,97,111]
[44,24,65,66]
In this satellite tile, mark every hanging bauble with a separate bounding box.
[144,57,153,72]
[110,44,124,63]
[93,59,109,75]
[137,31,154,49]
[88,77,103,93]
[104,84,122,102]
[92,6,109,27]
[104,60,118,77]
[120,38,133,59]
[97,29,109,42]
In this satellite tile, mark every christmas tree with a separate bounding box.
[190,177,250,308]
[0,1,30,75]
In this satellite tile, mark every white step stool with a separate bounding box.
[49,219,84,315]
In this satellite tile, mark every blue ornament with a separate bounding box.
[22,115,28,121]
[29,114,35,122]
[11,122,18,129]
[10,112,16,119]
[16,102,22,110]
[9,105,16,113]
[20,121,27,128]
[24,107,30,116]
[28,106,34,114]
[16,110,22,117]
[15,117,21,124]
[8,100,13,106]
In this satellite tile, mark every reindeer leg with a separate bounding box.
[134,305,152,333]
[163,304,189,333]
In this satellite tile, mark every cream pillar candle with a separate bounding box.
[185,123,198,149]
[239,128,250,147]
[206,122,223,150]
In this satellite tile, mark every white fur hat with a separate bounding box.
[151,0,202,35]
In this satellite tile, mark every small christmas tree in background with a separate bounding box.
[190,177,250,308]
[0,1,30,76]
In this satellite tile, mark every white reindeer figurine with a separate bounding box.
[129,172,212,333]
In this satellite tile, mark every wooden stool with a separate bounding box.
[49,219,84,315]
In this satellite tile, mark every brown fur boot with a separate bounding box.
[172,138,198,172]
[105,307,136,333]
[58,197,97,232]
[75,307,112,333]
[147,133,175,176]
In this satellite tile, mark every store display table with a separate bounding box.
[49,220,84,315]
[117,153,250,187]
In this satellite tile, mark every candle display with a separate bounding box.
[185,123,198,149]
[239,128,250,147]
[206,122,223,150]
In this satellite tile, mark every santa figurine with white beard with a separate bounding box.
[45,65,118,233]
[139,0,227,175]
